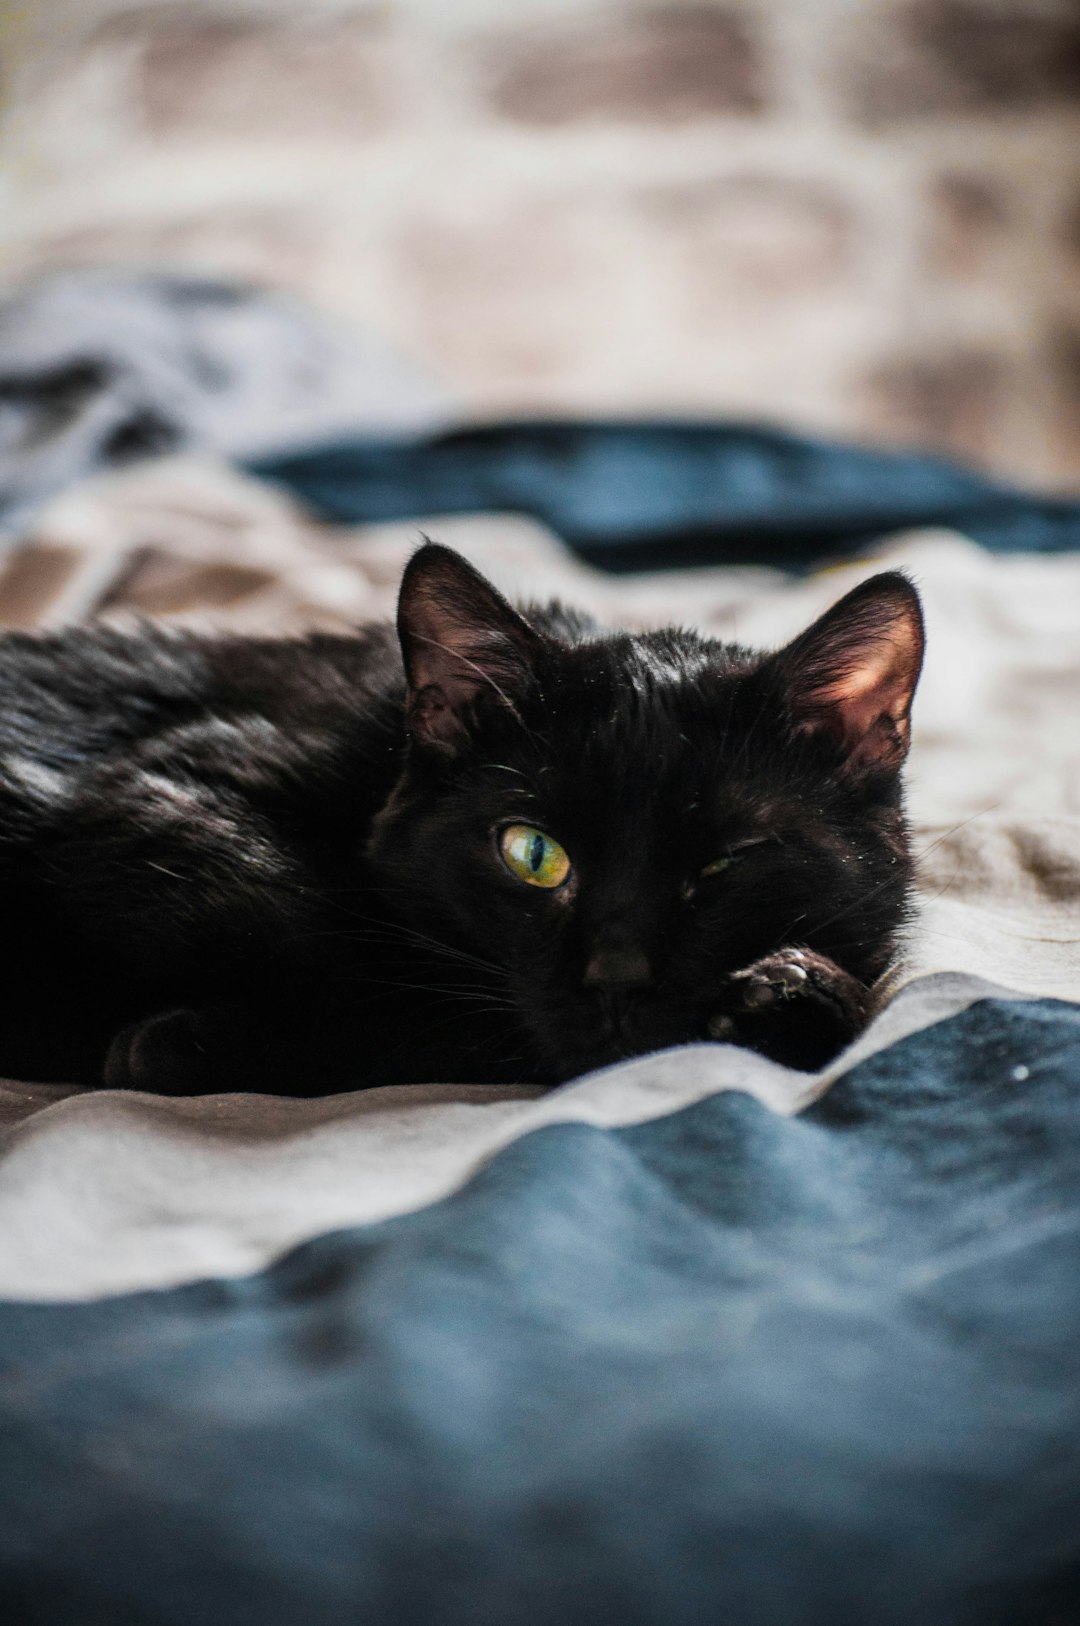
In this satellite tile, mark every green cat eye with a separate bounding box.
[499,824,571,889]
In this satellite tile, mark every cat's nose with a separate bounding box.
[583,947,653,989]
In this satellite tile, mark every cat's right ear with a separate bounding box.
[397,543,544,752]
[773,571,925,779]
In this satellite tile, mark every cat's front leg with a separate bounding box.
[103,1004,299,1095]
[708,947,870,1071]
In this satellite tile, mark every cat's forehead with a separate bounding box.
[505,630,804,824]
[543,628,757,747]
[564,627,740,690]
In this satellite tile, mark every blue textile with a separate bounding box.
[3,995,1080,1624]
[252,421,1080,568]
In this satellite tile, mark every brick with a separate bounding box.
[858,348,1010,465]
[1054,327,1080,398]
[1060,190,1080,259]
[1048,327,1080,474]
[479,5,765,127]
[926,173,1012,274]
[397,200,613,392]
[845,0,1080,124]
[640,174,854,298]
[134,13,392,140]
[13,210,320,292]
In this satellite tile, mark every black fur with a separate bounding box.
[0,544,924,1092]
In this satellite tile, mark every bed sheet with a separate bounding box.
[1,450,1079,1624]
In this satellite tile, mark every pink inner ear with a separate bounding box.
[397,543,545,753]
[410,679,461,746]
[785,578,924,775]
[809,634,918,747]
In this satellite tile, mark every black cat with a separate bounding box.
[0,543,923,1092]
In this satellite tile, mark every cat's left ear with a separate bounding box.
[397,542,544,751]
[774,572,925,777]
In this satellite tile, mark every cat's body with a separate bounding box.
[0,545,924,1092]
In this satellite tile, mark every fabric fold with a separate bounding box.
[253,420,1080,569]
[2,992,1079,1625]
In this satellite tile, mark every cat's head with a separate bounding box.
[368,543,924,1081]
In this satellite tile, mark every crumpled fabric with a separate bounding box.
[2,991,1080,1626]
[0,270,450,543]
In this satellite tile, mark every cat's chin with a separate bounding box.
[522,998,706,1084]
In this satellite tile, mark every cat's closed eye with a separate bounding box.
[699,855,736,879]
[684,837,773,900]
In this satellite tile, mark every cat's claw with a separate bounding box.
[728,947,811,1008]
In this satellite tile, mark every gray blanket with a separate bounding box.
[0,270,449,543]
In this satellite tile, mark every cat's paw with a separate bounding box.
[104,1007,236,1094]
[104,1003,312,1093]
[722,946,868,1021]
[708,948,869,1070]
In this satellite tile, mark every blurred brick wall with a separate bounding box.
[1,0,1079,488]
